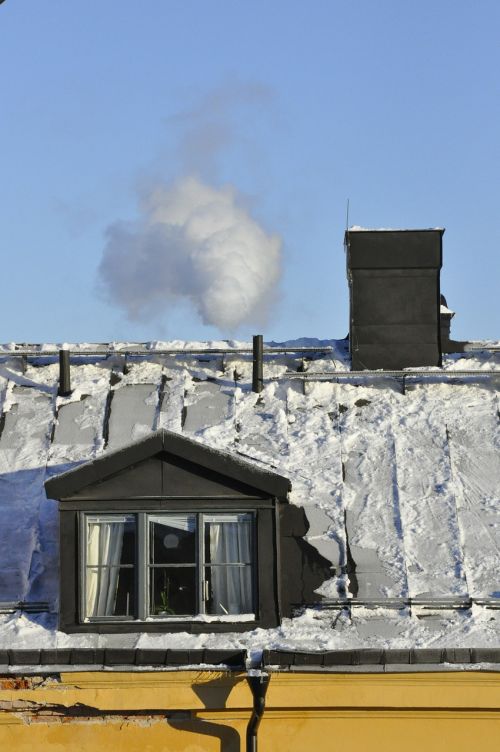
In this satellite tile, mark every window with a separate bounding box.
[47,428,294,632]
[82,512,255,622]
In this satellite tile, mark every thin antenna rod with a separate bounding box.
[345,198,350,231]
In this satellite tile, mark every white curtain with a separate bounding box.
[208,516,252,615]
[86,520,125,617]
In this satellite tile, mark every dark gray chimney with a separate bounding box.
[345,228,443,370]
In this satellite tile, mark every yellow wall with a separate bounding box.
[1,669,499,751]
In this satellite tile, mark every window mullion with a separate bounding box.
[138,513,147,620]
[198,513,205,615]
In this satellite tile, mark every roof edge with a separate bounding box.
[263,647,500,668]
[0,648,246,670]
[2,647,499,671]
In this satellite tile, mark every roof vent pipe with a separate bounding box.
[58,348,71,396]
[252,335,263,393]
[246,672,270,752]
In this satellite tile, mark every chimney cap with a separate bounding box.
[346,226,445,234]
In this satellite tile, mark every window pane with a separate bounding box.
[204,514,252,564]
[86,516,136,566]
[205,565,253,615]
[149,515,196,565]
[149,567,196,616]
[86,567,135,617]
[85,515,136,618]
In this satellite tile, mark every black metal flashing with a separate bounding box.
[0,648,246,669]
[263,648,500,668]
[44,428,291,501]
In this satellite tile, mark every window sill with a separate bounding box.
[83,613,256,625]
[145,613,256,623]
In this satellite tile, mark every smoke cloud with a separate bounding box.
[98,176,282,330]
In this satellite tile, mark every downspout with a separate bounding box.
[246,672,270,752]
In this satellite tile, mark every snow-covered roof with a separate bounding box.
[0,339,499,661]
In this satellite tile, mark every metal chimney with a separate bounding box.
[345,228,443,370]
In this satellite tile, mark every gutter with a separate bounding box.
[246,672,270,752]
[3,646,500,672]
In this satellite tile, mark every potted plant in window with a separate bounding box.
[154,573,175,616]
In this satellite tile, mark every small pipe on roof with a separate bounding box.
[58,348,71,396]
[252,335,264,393]
[246,672,270,752]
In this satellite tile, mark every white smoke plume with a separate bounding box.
[98,176,282,330]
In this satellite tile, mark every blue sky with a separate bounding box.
[1,1,499,344]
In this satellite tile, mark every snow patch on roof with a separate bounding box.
[348,226,445,232]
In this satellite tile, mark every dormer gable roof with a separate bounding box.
[44,428,291,501]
